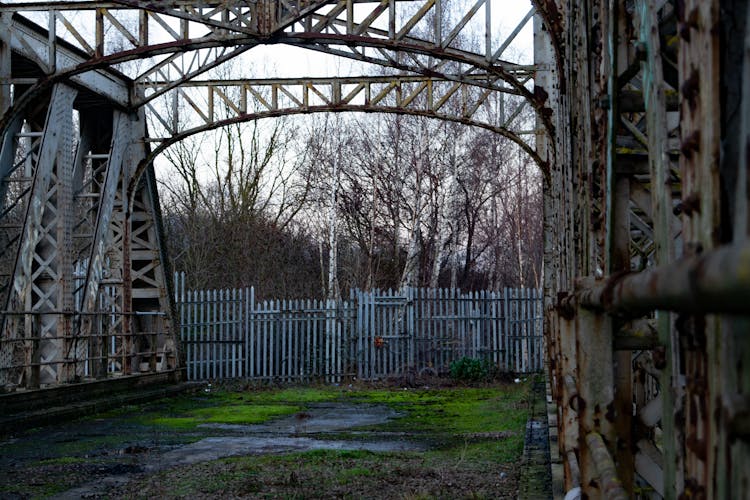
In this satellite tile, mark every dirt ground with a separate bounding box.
[0,378,536,499]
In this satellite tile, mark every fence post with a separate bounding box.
[491,290,498,366]
[502,287,509,372]
[250,288,255,378]
[369,289,375,380]
[336,300,342,383]
[305,298,311,382]
[221,289,226,379]
[535,288,542,371]
[221,288,226,379]
[356,290,365,380]
[281,298,287,382]
[232,288,238,378]
[261,300,267,381]
[194,289,200,380]
[475,291,482,359]
[325,298,331,383]
[273,299,280,380]
[407,287,414,373]
[523,288,529,372]
[184,286,190,381]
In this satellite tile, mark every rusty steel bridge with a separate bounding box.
[0,0,748,498]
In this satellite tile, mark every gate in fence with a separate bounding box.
[174,273,543,382]
[355,288,544,379]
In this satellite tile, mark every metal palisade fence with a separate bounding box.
[174,273,544,382]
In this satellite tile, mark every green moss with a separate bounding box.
[292,449,374,461]
[136,444,520,499]
[426,433,526,464]
[2,382,534,498]
[240,386,343,403]
[109,388,335,430]
[337,383,531,466]
[145,403,301,429]
[0,479,71,499]
[231,450,386,487]
[33,456,89,466]
[51,433,136,456]
[335,466,375,485]
[347,384,530,436]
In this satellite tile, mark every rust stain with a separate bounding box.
[680,130,701,159]
[681,69,700,112]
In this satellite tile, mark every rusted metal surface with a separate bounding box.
[577,241,750,315]
[0,36,177,387]
[585,431,628,500]
[0,1,547,141]
[540,0,750,497]
[138,76,543,169]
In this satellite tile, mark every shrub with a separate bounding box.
[449,357,493,382]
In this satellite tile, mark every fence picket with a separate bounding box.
[221,289,227,379]
[478,291,483,359]
[261,300,266,380]
[208,289,213,379]
[336,306,342,383]
[218,289,222,379]
[199,288,203,379]
[185,288,191,380]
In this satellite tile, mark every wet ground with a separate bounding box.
[0,382,537,499]
[48,403,423,499]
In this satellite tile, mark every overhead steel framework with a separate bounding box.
[0,0,748,498]
[0,0,541,394]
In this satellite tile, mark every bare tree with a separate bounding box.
[158,77,318,294]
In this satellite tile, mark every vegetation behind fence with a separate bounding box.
[174,273,544,382]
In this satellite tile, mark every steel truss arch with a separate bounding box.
[136,73,545,190]
[0,0,554,145]
[1,0,531,72]
[138,104,544,201]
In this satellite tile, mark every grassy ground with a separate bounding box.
[0,378,535,499]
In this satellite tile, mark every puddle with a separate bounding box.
[199,403,402,434]
[148,435,424,470]
[153,403,421,468]
[50,402,420,499]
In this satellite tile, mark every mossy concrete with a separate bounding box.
[1,381,534,498]
[518,376,553,500]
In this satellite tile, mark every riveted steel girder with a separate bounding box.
[0,82,176,389]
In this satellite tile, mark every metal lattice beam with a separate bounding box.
[138,74,545,180]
